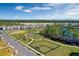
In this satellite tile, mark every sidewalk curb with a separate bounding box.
[4,30,45,56]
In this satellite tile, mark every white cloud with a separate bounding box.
[14,4,79,20]
[32,7,51,10]
[15,6,25,10]
[15,6,32,13]
[15,5,52,13]
[68,8,79,12]
[48,4,79,20]
[36,4,79,20]
[65,11,79,16]
[23,9,32,13]
[64,4,79,16]
[45,3,63,7]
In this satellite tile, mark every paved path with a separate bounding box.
[24,34,34,45]
[0,31,37,56]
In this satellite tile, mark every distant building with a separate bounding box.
[0,23,79,30]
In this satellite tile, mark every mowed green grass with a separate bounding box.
[11,34,31,44]
[6,29,79,56]
[8,29,32,44]
[45,45,79,56]
[30,40,59,54]
[26,32,79,56]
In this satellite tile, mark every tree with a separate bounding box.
[40,24,62,39]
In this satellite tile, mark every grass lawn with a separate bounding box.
[11,34,31,44]
[30,40,59,54]
[11,32,31,44]
[6,28,79,56]
[45,45,79,56]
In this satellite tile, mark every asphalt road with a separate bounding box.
[0,31,37,56]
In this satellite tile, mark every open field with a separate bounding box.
[6,29,32,44]
[0,39,15,56]
[30,40,59,54]
[5,27,79,56]
[45,45,79,56]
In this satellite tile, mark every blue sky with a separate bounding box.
[0,3,79,20]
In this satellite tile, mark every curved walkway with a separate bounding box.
[24,34,34,45]
[0,31,37,56]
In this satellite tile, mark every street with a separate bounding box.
[0,31,37,56]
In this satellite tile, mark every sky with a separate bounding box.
[0,3,79,20]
